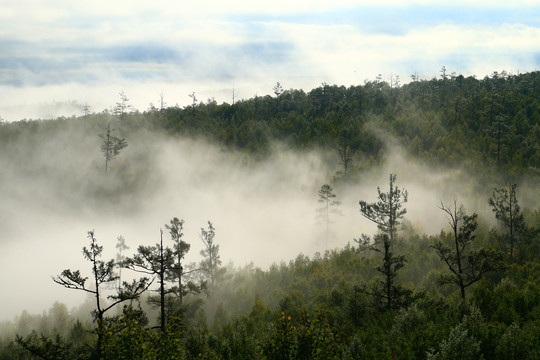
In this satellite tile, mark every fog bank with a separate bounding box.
[0,125,533,321]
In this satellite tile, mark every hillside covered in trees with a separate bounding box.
[0,70,539,359]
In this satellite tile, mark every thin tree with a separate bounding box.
[165,217,190,305]
[160,91,166,111]
[123,230,175,331]
[316,184,342,246]
[199,221,221,289]
[359,173,408,248]
[355,174,410,311]
[432,201,504,299]
[114,91,131,121]
[83,103,90,117]
[188,92,197,117]
[115,236,129,290]
[338,144,353,173]
[355,233,408,311]
[52,230,149,357]
[273,82,284,114]
[99,123,128,175]
[489,184,525,259]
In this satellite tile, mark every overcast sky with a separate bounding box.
[1,0,539,120]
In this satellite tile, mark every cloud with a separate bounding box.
[1,1,539,121]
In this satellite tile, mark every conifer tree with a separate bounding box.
[52,231,149,357]
[99,123,127,175]
[489,184,525,259]
[199,221,221,289]
[356,174,410,310]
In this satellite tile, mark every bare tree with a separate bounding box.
[432,201,504,299]
[188,92,197,116]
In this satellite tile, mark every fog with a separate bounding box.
[0,121,530,322]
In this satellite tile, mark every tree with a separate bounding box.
[160,91,166,111]
[316,184,342,246]
[115,236,129,290]
[356,174,410,310]
[489,184,525,259]
[359,173,408,247]
[273,82,284,114]
[165,217,190,305]
[114,91,132,121]
[188,92,197,116]
[123,230,175,331]
[99,123,128,175]
[432,201,504,299]
[82,103,90,117]
[337,143,353,174]
[199,221,221,289]
[355,233,409,311]
[52,230,149,357]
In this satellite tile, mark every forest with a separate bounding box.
[0,69,539,359]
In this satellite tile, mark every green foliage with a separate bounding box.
[2,70,540,359]
[99,306,185,360]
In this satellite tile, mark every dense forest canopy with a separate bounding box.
[0,70,539,359]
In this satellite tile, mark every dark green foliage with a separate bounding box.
[1,70,540,359]
[357,174,411,311]
[489,184,526,259]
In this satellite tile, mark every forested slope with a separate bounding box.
[0,70,539,359]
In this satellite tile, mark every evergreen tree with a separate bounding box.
[165,217,190,305]
[356,174,410,310]
[123,229,175,331]
[489,184,525,259]
[316,184,342,247]
[199,221,221,289]
[99,123,128,175]
[52,231,149,357]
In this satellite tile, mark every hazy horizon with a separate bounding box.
[2,1,540,121]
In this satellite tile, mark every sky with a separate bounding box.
[1,0,540,121]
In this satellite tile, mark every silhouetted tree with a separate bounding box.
[52,230,149,357]
[355,233,410,311]
[359,173,408,247]
[123,230,175,331]
[99,123,127,175]
[165,217,190,305]
[432,201,504,299]
[356,174,410,310]
[273,82,284,114]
